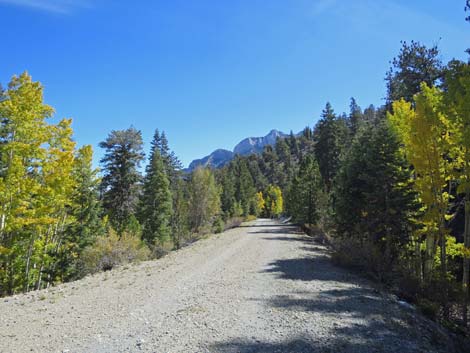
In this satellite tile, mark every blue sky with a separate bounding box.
[1,0,468,167]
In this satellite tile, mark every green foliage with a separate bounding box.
[386,40,443,104]
[254,191,265,217]
[138,131,173,246]
[388,84,456,283]
[286,155,322,225]
[80,229,150,274]
[63,145,105,280]
[99,127,145,234]
[170,178,189,249]
[146,129,186,249]
[333,121,420,279]
[150,129,183,185]
[234,157,256,216]
[219,156,258,218]
[0,72,82,294]
[260,145,284,187]
[348,97,363,136]
[188,167,221,233]
[219,166,237,217]
[213,217,225,234]
[314,102,349,192]
[2,33,470,334]
[69,145,104,246]
[442,59,470,324]
[264,185,283,218]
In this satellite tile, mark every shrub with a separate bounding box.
[79,229,150,275]
[150,240,174,259]
[245,215,257,222]
[213,217,225,234]
[331,237,396,283]
[418,298,440,320]
[223,217,244,231]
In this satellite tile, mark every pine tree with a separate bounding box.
[235,158,256,216]
[150,129,182,185]
[99,127,144,234]
[261,145,283,186]
[148,129,185,247]
[334,121,419,279]
[288,131,300,160]
[298,127,315,160]
[139,145,172,246]
[219,166,237,217]
[287,155,322,225]
[246,154,268,192]
[69,146,103,247]
[314,102,347,192]
[170,178,188,249]
[443,60,470,325]
[62,145,104,280]
[348,97,363,136]
[275,137,293,190]
[386,41,443,104]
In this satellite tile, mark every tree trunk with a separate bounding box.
[36,224,53,290]
[414,235,423,282]
[24,231,37,292]
[439,217,449,320]
[424,233,437,282]
[463,199,470,326]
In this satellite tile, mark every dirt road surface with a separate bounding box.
[0,219,455,352]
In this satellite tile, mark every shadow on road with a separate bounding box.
[262,256,349,282]
[208,228,457,353]
[209,333,398,353]
[210,286,453,352]
[248,227,304,235]
[210,337,328,353]
[265,287,384,318]
[239,224,296,228]
[259,235,310,242]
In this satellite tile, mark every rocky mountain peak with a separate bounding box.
[186,129,288,171]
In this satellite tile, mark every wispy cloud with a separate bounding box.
[0,0,91,14]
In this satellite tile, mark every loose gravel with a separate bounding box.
[0,219,458,352]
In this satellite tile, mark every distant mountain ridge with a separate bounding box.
[186,129,288,171]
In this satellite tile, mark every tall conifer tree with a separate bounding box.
[139,139,172,245]
[99,127,144,234]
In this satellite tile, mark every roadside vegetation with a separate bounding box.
[0,0,469,340]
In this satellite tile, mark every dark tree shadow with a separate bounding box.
[248,225,304,234]
[209,305,454,352]
[209,222,462,353]
[209,322,453,353]
[262,255,351,282]
[298,245,326,252]
[240,224,296,228]
[263,288,385,318]
[209,338,319,353]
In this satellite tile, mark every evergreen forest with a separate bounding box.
[1,2,470,336]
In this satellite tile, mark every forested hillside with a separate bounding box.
[0,2,469,339]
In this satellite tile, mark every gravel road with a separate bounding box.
[0,219,457,353]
